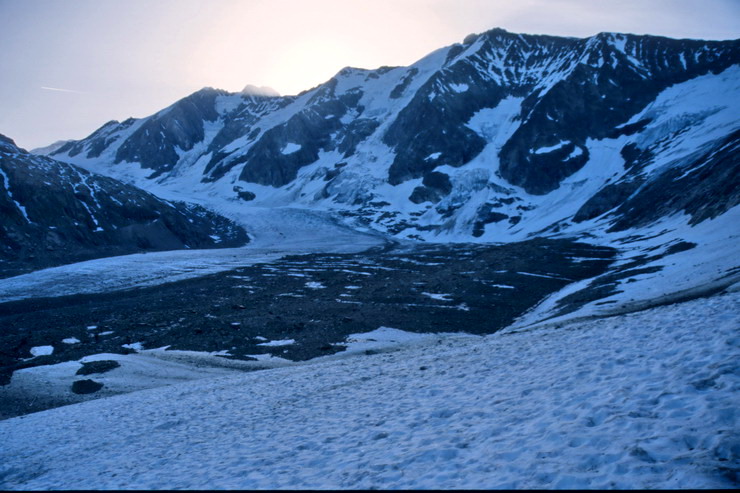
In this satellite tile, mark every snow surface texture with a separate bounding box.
[0,350,252,416]
[1,291,737,489]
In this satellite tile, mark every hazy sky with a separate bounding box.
[1,0,738,149]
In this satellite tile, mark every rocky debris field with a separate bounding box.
[0,238,615,418]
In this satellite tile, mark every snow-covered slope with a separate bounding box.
[1,289,737,489]
[29,139,74,156]
[0,134,248,276]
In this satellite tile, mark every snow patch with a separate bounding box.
[281,142,302,155]
[449,83,469,93]
[421,292,453,301]
[0,166,32,223]
[245,353,292,363]
[534,140,569,154]
[256,339,296,347]
[29,346,54,357]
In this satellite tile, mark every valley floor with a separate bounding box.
[0,238,614,417]
[1,289,737,489]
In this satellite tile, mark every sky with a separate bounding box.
[1,0,738,150]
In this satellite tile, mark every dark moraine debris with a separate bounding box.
[76,360,121,376]
[71,379,104,394]
[0,238,620,419]
[0,238,616,389]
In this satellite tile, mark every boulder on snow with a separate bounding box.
[76,360,120,376]
[71,379,104,394]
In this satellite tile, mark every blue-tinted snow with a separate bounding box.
[1,290,737,489]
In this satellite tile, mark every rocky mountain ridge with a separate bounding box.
[45,28,739,244]
[0,135,248,277]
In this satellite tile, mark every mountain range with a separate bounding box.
[0,27,736,317]
[42,28,739,244]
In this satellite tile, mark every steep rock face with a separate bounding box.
[55,89,291,183]
[46,29,739,242]
[56,119,136,159]
[203,94,292,181]
[238,78,367,186]
[499,33,738,194]
[606,129,740,231]
[0,135,248,277]
[383,58,502,185]
[383,31,570,188]
[57,89,226,175]
[113,89,224,178]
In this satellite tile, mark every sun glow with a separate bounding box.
[183,0,453,96]
[4,0,739,149]
[264,37,358,95]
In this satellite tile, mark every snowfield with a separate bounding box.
[1,289,737,489]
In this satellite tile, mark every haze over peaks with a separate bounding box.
[241,85,281,98]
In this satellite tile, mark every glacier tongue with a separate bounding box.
[0,206,386,303]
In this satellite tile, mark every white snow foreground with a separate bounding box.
[1,292,738,489]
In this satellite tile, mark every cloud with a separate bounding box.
[40,86,86,94]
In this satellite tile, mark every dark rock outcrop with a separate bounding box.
[0,135,249,278]
[472,203,510,237]
[238,81,366,187]
[607,130,740,231]
[71,379,104,394]
[409,172,453,204]
[573,180,643,223]
[76,360,120,376]
[114,88,224,178]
